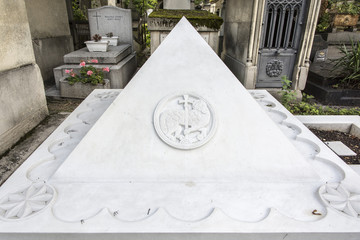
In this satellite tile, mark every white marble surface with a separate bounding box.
[52,18,318,184]
[0,18,360,239]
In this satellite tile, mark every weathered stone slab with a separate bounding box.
[59,78,111,99]
[64,44,132,64]
[325,141,357,156]
[0,64,48,155]
[54,53,136,89]
[88,6,132,47]
[326,32,360,44]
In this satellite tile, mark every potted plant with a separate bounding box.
[102,32,119,46]
[331,0,360,31]
[85,34,109,52]
[59,59,111,99]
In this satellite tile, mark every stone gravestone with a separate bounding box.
[164,0,191,9]
[88,6,133,48]
[310,35,328,62]
[53,6,136,93]
[2,18,360,239]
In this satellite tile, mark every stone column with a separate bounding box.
[292,0,322,90]
[0,0,48,155]
[223,0,259,89]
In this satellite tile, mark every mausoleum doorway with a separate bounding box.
[257,0,307,88]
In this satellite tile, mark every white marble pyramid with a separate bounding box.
[0,18,359,239]
[52,17,318,183]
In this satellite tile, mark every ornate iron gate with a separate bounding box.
[257,0,307,88]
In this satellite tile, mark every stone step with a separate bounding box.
[64,44,132,64]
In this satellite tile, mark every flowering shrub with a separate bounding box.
[64,59,110,85]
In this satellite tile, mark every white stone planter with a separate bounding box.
[59,77,110,99]
[102,36,119,46]
[85,40,109,52]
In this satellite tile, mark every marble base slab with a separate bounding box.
[0,89,359,240]
[64,44,132,64]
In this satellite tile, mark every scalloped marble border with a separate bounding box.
[249,90,360,219]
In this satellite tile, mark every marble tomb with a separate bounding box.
[1,18,360,240]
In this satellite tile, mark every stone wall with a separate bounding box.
[148,10,223,54]
[25,0,74,85]
[222,0,255,88]
[0,0,48,156]
[0,1,35,72]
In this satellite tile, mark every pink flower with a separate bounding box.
[102,67,110,72]
[65,69,74,74]
[80,61,86,67]
[71,73,76,77]
[91,59,98,63]
[87,70,93,76]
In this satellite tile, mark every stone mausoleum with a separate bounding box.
[223,0,321,90]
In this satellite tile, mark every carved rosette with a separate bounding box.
[319,183,360,218]
[0,182,55,220]
[154,93,216,150]
[266,59,284,77]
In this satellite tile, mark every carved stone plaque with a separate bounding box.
[266,59,284,77]
[154,93,216,149]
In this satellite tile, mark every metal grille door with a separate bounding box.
[257,0,306,88]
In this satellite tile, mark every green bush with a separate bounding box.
[280,75,360,115]
[332,39,360,89]
[72,0,87,21]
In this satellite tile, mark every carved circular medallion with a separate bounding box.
[154,93,216,150]
[266,59,284,77]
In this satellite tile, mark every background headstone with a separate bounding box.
[164,0,191,9]
[313,49,328,62]
[310,35,328,61]
[88,6,133,48]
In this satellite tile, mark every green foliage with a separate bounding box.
[334,0,360,15]
[149,9,224,30]
[280,75,360,115]
[125,0,158,16]
[144,24,151,48]
[72,0,87,21]
[332,38,360,89]
[65,60,108,86]
[280,76,297,109]
[316,0,360,32]
[316,12,331,32]
[106,32,114,37]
